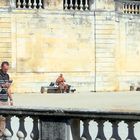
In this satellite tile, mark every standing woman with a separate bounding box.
[0,61,13,137]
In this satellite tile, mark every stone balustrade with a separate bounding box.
[115,0,140,14]
[16,0,43,9]
[0,107,140,139]
[64,0,90,11]
[15,0,90,10]
[123,1,140,14]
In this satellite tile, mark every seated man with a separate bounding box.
[56,74,68,93]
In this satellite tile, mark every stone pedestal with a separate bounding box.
[40,117,70,140]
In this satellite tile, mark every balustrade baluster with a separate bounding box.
[130,4,132,13]
[132,4,135,14]
[3,116,13,140]
[123,3,126,13]
[126,121,137,140]
[80,0,83,10]
[127,3,129,13]
[126,4,128,13]
[134,4,136,14]
[109,120,121,140]
[85,0,88,10]
[69,0,73,10]
[33,0,37,9]
[135,4,138,14]
[17,116,27,140]
[64,0,68,10]
[30,117,39,140]
[95,120,106,140]
[22,0,26,8]
[81,119,92,140]
[28,0,32,9]
[136,5,139,14]
[17,0,21,8]
[134,4,137,14]
[131,3,133,13]
[127,4,130,13]
[74,0,78,10]
[38,0,43,9]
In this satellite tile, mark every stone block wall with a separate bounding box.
[0,0,140,93]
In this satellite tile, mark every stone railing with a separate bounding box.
[64,0,90,11]
[0,106,140,139]
[16,0,43,9]
[115,0,140,14]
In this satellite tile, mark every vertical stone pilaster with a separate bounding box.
[70,119,80,140]
[40,117,70,140]
[10,0,16,9]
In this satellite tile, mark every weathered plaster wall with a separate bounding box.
[116,16,140,91]
[10,12,95,93]
[0,0,140,93]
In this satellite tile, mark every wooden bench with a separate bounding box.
[40,84,76,94]
[41,86,60,93]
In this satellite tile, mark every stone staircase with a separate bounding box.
[95,11,118,91]
[0,13,12,64]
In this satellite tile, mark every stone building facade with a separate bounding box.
[0,0,140,93]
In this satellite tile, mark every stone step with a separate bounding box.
[0,47,11,52]
[0,42,11,47]
[0,28,11,32]
[0,14,10,18]
[96,38,116,43]
[96,26,115,30]
[96,52,115,58]
[97,57,115,63]
[96,29,116,34]
[0,17,11,22]
[0,32,11,37]
[96,62,115,67]
[0,37,11,42]
[96,48,115,53]
[0,52,11,58]
[96,67,115,72]
[0,22,11,28]
[96,34,116,38]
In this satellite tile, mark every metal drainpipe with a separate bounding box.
[94,1,97,92]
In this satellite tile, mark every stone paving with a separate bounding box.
[13,91,140,112]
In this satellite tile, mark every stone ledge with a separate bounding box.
[0,106,140,120]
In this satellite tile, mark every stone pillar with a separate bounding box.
[40,117,70,140]
[10,0,16,8]
[70,119,80,140]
